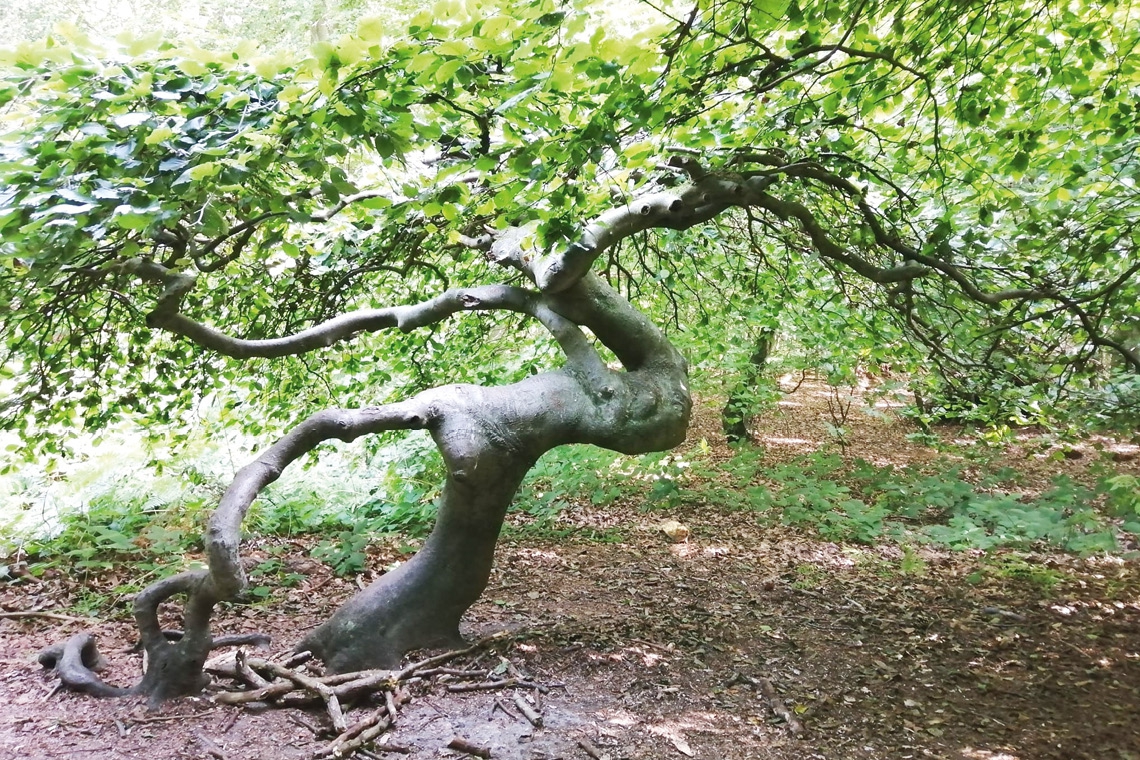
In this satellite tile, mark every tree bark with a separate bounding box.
[722,329,774,444]
[300,273,691,671]
[45,183,699,701]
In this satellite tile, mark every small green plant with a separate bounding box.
[899,544,927,576]
[19,485,207,580]
[514,445,681,519]
[312,530,373,576]
[904,430,943,448]
[824,383,855,454]
[1103,473,1140,520]
[249,557,306,589]
[249,488,350,536]
[792,563,827,589]
[504,521,625,543]
[979,554,1066,593]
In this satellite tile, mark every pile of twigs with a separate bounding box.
[205,632,550,759]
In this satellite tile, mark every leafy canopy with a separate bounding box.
[1,0,1138,459]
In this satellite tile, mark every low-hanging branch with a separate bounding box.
[130,163,1119,362]
[124,257,601,365]
[731,158,1140,372]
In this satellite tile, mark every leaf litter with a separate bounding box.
[2,380,1138,759]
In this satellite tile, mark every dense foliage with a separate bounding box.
[2,0,1138,451]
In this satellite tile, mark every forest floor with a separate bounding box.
[2,379,1139,760]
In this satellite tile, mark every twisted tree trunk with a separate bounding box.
[300,274,691,671]
[52,167,925,700]
[43,189,699,701]
[43,170,938,701]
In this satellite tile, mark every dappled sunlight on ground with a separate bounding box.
[754,435,819,449]
[666,541,733,560]
[513,547,565,565]
[959,749,1023,759]
[4,382,1139,759]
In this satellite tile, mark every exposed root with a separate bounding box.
[38,633,129,697]
[39,629,272,701]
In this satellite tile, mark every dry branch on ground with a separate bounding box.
[203,632,554,758]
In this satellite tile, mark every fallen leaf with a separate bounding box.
[647,724,695,757]
[659,520,691,542]
[669,734,695,757]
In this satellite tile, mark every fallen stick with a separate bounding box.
[215,680,295,705]
[491,699,516,720]
[449,678,547,694]
[257,661,347,733]
[316,713,391,759]
[417,667,489,678]
[358,744,412,756]
[217,632,511,712]
[218,709,240,734]
[337,709,388,742]
[355,747,414,756]
[330,671,399,700]
[446,737,492,758]
[447,678,517,693]
[513,694,543,728]
[385,689,399,726]
[980,606,1027,622]
[285,650,313,668]
[0,610,96,624]
[194,731,228,760]
[288,712,324,736]
[748,676,803,735]
[576,738,604,760]
[236,649,271,689]
[395,632,509,681]
[131,711,218,724]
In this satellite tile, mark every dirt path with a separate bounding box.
[3,383,1138,759]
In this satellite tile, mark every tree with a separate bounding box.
[3,0,1137,702]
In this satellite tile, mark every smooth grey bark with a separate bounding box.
[299,272,691,671]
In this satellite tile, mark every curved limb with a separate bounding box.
[37,271,619,700]
[38,633,128,698]
[205,401,435,598]
[124,261,599,364]
[37,398,448,704]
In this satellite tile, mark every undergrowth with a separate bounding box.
[657,445,1140,554]
[4,421,1138,612]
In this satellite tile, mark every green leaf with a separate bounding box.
[434,59,463,83]
[435,40,469,57]
[112,209,154,231]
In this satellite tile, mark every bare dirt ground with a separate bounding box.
[2,381,1139,760]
